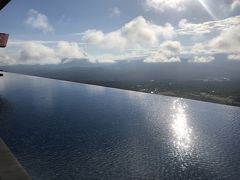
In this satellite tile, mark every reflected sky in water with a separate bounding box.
[0,96,12,112]
[0,73,240,179]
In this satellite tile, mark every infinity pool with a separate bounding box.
[0,72,240,179]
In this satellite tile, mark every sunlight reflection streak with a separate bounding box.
[198,0,217,20]
[172,99,192,152]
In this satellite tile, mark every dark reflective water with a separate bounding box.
[0,72,240,180]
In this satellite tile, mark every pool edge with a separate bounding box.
[0,138,31,180]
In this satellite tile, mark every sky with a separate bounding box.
[0,0,240,65]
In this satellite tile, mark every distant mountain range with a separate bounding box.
[1,58,240,82]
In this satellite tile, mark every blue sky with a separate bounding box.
[0,0,240,64]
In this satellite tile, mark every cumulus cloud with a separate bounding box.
[228,54,240,61]
[1,41,87,65]
[82,30,126,50]
[188,56,215,63]
[145,0,185,12]
[144,41,181,63]
[0,51,16,65]
[25,9,54,33]
[208,25,240,54]
[56,41,86,59]
[19,42,59,64]
[109,7,121,17]
[188,23,240,56]
[177,16,240,35]
[82,16,175,50]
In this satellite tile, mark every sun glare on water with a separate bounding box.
[172,99,192,151]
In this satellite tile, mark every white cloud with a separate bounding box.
[3,39,183,65]
[0,41,87,65]
[186,22,240,56]
[189,43,213,55]
[188,56,215,63]
[145,0,185,12]
[56,41,86,59]
[82,16,175,50]
[228,54,240,61]
[91,53,139,63]
[177,16,240,35]
[25,9,54,33]
[144,41,181,63]
[208,25,240,54]
[0,51,16,65]
[109,7,121,17]
[82,29,126,50]
[19,42,59,64]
